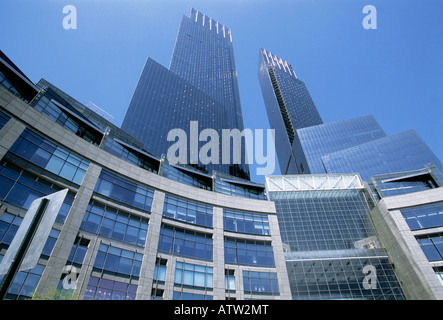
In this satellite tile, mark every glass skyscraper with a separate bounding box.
[322,129,443,181]
[258,49,442,182]
[296,115,387,174]
[122,9,249,179]
[257,48,323,175]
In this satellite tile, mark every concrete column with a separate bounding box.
[75,234,101,298]
[269,214,292,299]
[162,257,176,300]
[212,207,225,300]
[135,190,165,300]
[35,163,102,295]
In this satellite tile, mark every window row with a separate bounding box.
[417,233,443,262]
[216,180,265,200]
[31,92,103,145]
[223,209,270,235]
[0,160,73,222]
[81,201,148,247]
[163,194,213,227]
[93,243,143,278]
[242,271,279,296]
[94,170,154,212]
[158,225,212,261]
[162,164,212,191]
[225,238,275,267]
[174,262,213,290]
[10,128,89,185]
[103,138,159,174]
[401,203,443,231]
[84,276,137,300]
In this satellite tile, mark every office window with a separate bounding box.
[242,271,279,296]
[224,238,275,267]
[401,203,443,231]
[0,211,23,245]
[225,269,235,292]
[223,209,269,235]
[417,233,443,262]
[84,276,137,300]
[158,225,212,260]
[4,264,45,300]
[80,201,148,246]
[153,258,167,283]
[163,194,212,227]
[10,128,89,185]
[94,170,154,212]
[174,262,213,290]
[0,160,74,222]
[93,243,143,278]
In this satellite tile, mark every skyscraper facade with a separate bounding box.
[257,48,323,175]
[322,129,443,181]
[122,9,249,179]
[296,115,387,174]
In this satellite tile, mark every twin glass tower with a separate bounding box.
[122,8,249,180]
[257,48,443,178]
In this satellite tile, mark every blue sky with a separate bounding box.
[1,0,442,183]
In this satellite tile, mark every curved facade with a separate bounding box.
[0,84,290,300]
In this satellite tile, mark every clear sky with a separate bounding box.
[1,0,442,183]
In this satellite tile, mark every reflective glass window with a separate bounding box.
[174,261,213,289]
[81,201,148,246]
[242,271,279,296]
[9,128,89,185]
[0,161,74,222]
[94,170,154,212]
[158,225,212,260]
[224,238,275,267]
[223,209,269,235]
[401,203,443,231]
[163,194,212,227]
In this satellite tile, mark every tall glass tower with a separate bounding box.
[258,48,442,181]
[122,9,249,179]
[170,8,243,133]
[257,48,323,175]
